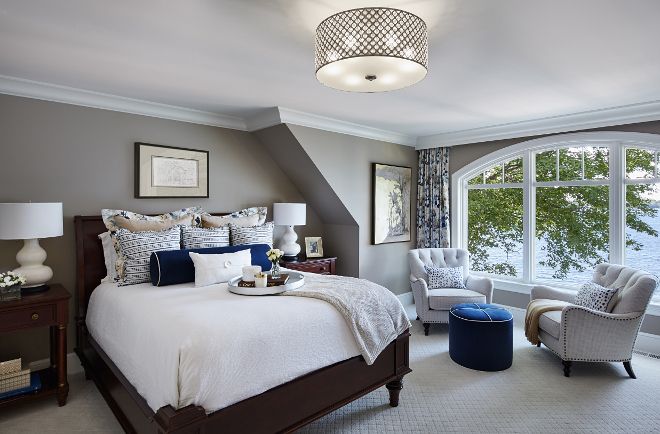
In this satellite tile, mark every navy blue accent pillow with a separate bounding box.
[150,244,272,287]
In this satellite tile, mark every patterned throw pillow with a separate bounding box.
[181,226,230,249]
[574,280,620,312]
[116,227,181,286]
[424,266,466,289]
[199,207,267,227]
[229,222,274,248]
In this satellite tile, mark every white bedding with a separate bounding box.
[86,276,360,414]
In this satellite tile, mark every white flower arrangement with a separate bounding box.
[266,248,284,264]
[0,271,27,288]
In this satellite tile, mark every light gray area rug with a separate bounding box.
[1,321,659,433]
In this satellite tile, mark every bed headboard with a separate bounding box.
[74,214,228,319]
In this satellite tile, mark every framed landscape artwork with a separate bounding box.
[372,163,412,245]
[134,142,209,198]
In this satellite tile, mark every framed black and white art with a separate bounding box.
[134,142,209,198]
[372,163,412,245]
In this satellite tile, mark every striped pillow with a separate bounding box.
[116,227,181,286]
[181,226,230,249]
[229,222,274,248]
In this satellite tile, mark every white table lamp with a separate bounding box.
[273,203,306,258]
[0,203,63,292]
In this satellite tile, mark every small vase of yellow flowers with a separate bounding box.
[266,248,284,278]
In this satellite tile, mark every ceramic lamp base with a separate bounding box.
[13,238,53,288]
[280,225,301,258]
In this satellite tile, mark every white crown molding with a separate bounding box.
[245,107,417,146]
[0,75,247,131]
[417,99,660,149]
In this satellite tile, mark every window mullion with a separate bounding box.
[609,142,625,265]
[523,150,536,283]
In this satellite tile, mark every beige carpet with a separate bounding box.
[1,321,659,433]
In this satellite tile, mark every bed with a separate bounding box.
[74,214,411,434]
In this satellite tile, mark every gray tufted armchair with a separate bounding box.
[408,248,494,335]
[531,263,659,378]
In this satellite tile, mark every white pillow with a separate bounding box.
[189,250,252,287]
[575,280,620,313]
[98,231,120,283]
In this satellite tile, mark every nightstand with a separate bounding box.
[0,284,71,408]
[281,256,337,275]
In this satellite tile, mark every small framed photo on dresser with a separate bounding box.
[135,142,209,198]
[305,237,323,258]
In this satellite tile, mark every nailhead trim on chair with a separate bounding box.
[559,307,643,362]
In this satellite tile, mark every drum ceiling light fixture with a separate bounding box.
[315,7,428,93]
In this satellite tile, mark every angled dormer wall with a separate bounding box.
[254,123,418,295]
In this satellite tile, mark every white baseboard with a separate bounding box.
[494,304,660,357]
[29,352,84,375]
[397,291,413,307]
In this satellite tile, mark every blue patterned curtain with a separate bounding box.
[417,147,450,248]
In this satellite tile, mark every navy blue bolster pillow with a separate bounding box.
[150,244,272,287]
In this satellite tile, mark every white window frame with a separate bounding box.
[451,131,660,310]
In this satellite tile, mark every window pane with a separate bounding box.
[468,173,483,185]
[504,157,523,183]
[583,147,609,180]
[536,186,609,282]
[558,148,582,181]
[484,165,502,184]
[468,188,523,277]
[626,183,660,301]
[536,150,556,182]
[626,148,655,179]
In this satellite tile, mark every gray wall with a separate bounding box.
[448,119,660,335]
[0,94,324,363]
[286,125,418,295]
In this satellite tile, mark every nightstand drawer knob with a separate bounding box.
[320,267,326,271]
[32,313,39,320]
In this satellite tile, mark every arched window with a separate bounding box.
[452,132,660,304]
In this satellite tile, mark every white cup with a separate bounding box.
[254,274,267,288]
[242,266,261,282]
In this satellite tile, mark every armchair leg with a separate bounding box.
[623,361,636,379]
[423,323,430,336]
[562,360,572,377]
[537,341,541,347]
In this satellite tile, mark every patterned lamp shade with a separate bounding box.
[315,7,428,93]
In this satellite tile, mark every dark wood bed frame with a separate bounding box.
[74,215,411,434]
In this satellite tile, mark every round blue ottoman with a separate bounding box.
[449,303,513,371]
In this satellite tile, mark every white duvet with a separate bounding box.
[86,277,360,414]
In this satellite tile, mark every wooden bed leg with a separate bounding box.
[423,323,430,336]
[154,405,207,434]
[386,378,404,407]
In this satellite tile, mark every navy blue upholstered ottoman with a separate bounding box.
[449,303,513,371]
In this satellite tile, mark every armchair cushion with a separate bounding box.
[425,266,466,289]
[574,280,620,312]
[592,263,659,314]
[538,310,561,339]
[428,288,486,310]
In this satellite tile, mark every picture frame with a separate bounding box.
[134,142,209,198]
[305,237,323,258]
[372,163,412,245]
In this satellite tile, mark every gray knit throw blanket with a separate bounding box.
[281,273,411,365]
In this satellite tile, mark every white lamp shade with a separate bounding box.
[273,203,306,226]
[0,203,64,240]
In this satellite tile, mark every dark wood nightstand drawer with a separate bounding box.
[295,262,332,274]
[0,304,56,331]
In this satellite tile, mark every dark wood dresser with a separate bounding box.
[0,284,71,408]
[280,256,337,275]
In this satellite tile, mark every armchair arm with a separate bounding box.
[410,275,430,315]
[560,305,644,361]
[466,275,493,304]
[531,285,575,303]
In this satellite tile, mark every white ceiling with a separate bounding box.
[2,0,660,145]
